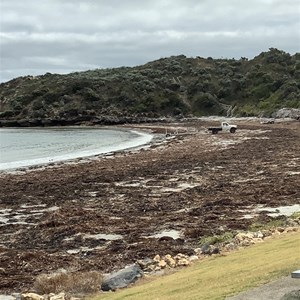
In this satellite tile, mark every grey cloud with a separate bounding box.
[0,0,299,82]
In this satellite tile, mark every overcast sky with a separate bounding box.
[0,0,299,83]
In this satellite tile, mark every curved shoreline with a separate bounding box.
[0,120,299,293]
[0,127,156,172]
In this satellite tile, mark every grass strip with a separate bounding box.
[95,231,300,300]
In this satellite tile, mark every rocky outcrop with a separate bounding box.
[22,293,44,300]
[137,253,193,273]
[274,108,300,119]
[101,264,143,292]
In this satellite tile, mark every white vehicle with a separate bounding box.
[207,122,237,134]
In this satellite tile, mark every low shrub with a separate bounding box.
[199,232,235,247]
[34,271,103,295]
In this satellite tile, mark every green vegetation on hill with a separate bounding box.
[0,48,299,122]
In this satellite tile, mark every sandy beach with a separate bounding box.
[0,118,299,293]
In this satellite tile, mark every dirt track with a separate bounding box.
[0,119,299,292]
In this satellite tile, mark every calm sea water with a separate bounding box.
[0,127,153,170]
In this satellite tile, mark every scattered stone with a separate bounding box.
[210,247,220,255]
[261,229,272,237]
[284,227,298,233]
[101,264,143,292]
[253,238,264,243]
[176,258,190,266]
[235,232,254,242]
[189,255,199,262]
[154,266,162,272]
[49,293,65,300]
[224,242,238,252]
[153,255,161,263]
[164,254,176,268]
[136,257,154,269]
[194,248,202,256]
[146,264,157,272]
[22,293,44,300]
[253,231,264,239]
[158,260,167,269]
[235,232,256,246]
[175,254,190,266]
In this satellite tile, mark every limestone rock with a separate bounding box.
[235,232,258,246]
[193,248,202,256]
[224,242,238,252]
[22,293,44,300]
[158,260,167,269]
[145,264,157,272]
[49,293,65,300]
[136,258,154,270]
[174,253,189,260]
[284,227,299,233]
[153,255,161,262]
[189,255,199,262]
[252,238,263,243]
[235,232,254,242]
[175,254,190,266]
[261,229,272,237]
[164,254,176,268]
[176,258,190,266]
[253,231,264,239]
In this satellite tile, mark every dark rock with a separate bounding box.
[41,119,54,126]
[101,264,143,291]
[201,244,220,255]
[0,120,20,127]
[210,247,220,255]
[17,119,31,127]
[158,236,174,242]
[136,257,154,269]
[28,119,42,126]
[201,243,211,255]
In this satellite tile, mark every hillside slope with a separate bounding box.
[0,48,299,126]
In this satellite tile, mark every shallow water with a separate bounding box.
[0,127,153,170]
[149,229,181,239]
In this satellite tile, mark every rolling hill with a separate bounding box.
[0,48,299,126]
